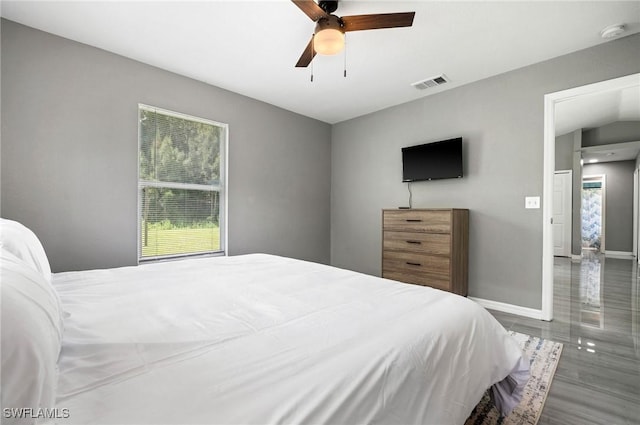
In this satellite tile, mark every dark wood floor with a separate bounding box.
[489,252,640,425]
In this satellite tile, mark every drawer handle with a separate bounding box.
[406,240,422,245]
[406,219,422,222]
[406,262,422,266]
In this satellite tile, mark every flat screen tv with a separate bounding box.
[402,137,463,182]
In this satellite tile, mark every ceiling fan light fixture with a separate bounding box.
[314,28,344,55]
[313,15,345,55]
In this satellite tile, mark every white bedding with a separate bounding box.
[52,254,526,424]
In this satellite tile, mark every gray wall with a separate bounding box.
[583,160,635,253]
[583,121,640,147]
[1,20,331,272]
[555,132,574,171]
[331,33,640,310]
[556,129,584,257]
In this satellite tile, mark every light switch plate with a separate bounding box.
[525,196,540,209]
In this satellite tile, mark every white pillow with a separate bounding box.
[1,249,63,416]
[0,218,52,281]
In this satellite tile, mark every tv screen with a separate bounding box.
[402,137,463,182]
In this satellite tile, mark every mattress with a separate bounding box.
[51,253,527,424]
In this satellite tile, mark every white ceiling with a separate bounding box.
[2,1,640,124]
[555,85,640,137]
[555,80,640,164]
[581,140,640,163]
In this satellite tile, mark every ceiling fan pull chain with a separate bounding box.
[343,33,347,78]
[311,34,315,82]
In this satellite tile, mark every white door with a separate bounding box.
[553,170,572,257]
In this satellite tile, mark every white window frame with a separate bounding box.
[137,104,228,262]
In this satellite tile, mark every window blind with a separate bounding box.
[138,105,226,260]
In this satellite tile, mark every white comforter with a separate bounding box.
[52,254,525,424]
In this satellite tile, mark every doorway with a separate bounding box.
[581,175,606,252]
[542,72,640,321]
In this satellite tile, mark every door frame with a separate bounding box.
[542,73,640,321]
[634,166,639,263]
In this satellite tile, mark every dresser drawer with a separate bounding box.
[383,270,451,291]
[383,231,451,255]
[383,210,451,233]
[382,250,450,279]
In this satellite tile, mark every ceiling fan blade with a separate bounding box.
[342,12,415,32]
[295,37,316,67]
[291,0,327,21]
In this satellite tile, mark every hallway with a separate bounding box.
[490,252,640,425]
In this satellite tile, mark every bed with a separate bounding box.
[1,218,529,424]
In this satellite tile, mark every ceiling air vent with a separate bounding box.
[411,74,449,90]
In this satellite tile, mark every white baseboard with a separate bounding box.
[605,250,634,259]
[469,297,544,320]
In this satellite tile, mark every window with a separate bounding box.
[138,105,227,261]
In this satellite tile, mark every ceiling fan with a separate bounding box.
[292,0,415,68]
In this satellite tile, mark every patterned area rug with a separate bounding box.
[465,331,563,425]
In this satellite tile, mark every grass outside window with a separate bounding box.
[141,225,220,258]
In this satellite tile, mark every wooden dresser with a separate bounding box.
[382,208,469,296]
